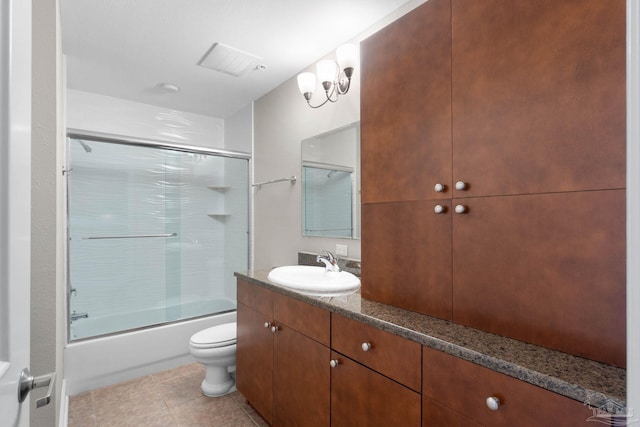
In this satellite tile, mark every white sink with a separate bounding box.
[267,265,360,296]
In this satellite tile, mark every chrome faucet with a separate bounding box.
[317,251,340,272]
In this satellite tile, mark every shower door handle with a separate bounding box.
[82,232,178,240]
[18,368,56,407]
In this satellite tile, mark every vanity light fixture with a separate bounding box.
[296,44,357,109]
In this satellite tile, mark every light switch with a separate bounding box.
[336,244,348,257]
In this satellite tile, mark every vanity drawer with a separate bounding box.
[331,313,421,392]
[237,279,273,316]
[274,292,330,346]
[423,346,600,426]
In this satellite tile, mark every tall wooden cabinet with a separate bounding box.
[361,0,626,367]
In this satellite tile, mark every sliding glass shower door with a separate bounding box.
[67,137,248,340]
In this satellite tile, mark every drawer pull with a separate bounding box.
[361,342,372,352]
[455,181,468,191]
[454,204,467,214]
[434,204,446,214]
[486,396,501,411]
[434,183,446,193]
[264,322,271,329]
[329,359,340,368]
[271,325,279,333]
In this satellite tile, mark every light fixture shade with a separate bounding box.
[317,60,338,84]
[297,72,316,95]
[337,44,358,70]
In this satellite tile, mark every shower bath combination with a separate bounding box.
[65,135,249,341]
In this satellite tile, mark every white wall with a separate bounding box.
[31,1,64,425]
[252,0,427,269]
[66,89,225,149]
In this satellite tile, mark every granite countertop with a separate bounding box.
[235,269,626,415]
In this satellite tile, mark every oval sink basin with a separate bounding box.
[267,265,360,296]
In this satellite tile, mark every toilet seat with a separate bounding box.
[190,323,236,349]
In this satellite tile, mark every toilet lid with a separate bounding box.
[190,323,236,348]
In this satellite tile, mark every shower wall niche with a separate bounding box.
[67,136,249,341]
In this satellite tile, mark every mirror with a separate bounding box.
[301,122,360,239]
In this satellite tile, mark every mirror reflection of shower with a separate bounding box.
[66,136,249,341]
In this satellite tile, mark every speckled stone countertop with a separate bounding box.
[235,269,626,414]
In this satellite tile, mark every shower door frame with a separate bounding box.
[64,129,252,342]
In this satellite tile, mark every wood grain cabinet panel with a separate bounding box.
[332,313,422,392]
[331,351,421,427]
[361,200,452,321]
[451,0,626,197]
[237,280,331,425]
[236,300,273,424]
[273,325,330,427]
[360,0,626,368]
[452,190,626,367]
[423,346,607,426]
[361,0,452,204]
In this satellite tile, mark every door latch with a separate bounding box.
[18,368,56,408]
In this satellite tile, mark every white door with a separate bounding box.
[0,0,32,426]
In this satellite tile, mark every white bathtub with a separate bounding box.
[64,309,236,395]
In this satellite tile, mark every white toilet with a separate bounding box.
[189,322,237,397]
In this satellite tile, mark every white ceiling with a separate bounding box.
[60,0,415,119]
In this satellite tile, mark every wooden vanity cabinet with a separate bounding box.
[422,346,603,427]
[360,0,626,366]
[452,190,626,367]
[331,313,422,426]
[361,200,452,321]
[237,280,274,424]
[272,293,330,427]
[450,0,626,198]
[236,280,331,426]
[360,0,452,205]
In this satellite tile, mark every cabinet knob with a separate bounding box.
[329,359,340,368]
[434,204,446,214]
[271,325,279,333]
[264,322,271,329]
[486,396,501,411]
[361,342,372,352]
[454,204,467,214]
[455,181,468,191]
[434,183,446,193]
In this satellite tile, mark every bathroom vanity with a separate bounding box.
[235,271,625,426]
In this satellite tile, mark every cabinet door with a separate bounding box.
[423,398,482,427]
[451,0,626,197]
[361,0,452,204]
[273,325,330,427]
[362,200,452,320]
[423,347,603,427]
[331,352,421,427]
[236,302,273,424]
[452,190,625,367]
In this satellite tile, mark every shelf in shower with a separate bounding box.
[207,213,230,218]
[207,185,230,192]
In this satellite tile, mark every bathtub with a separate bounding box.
[64,306,236,395]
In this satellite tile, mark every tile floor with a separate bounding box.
[67,363,268,427]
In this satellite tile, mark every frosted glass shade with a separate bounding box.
[317,60,338,84]
[337,44,358,70]
[297,72,316,95]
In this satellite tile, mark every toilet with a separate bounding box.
[189,322,237,397]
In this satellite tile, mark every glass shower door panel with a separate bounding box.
[68,138,248,340]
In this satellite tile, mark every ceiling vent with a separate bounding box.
[198,42,264,77]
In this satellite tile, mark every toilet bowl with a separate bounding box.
[189,322,237,397]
